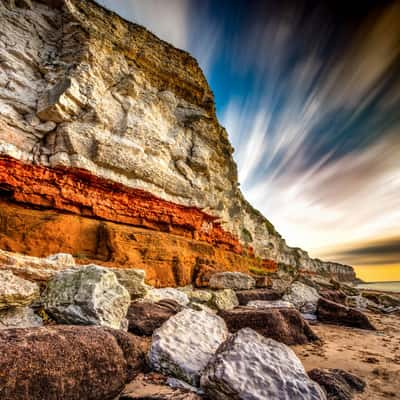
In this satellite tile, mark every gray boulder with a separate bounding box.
[144,288,190,306]
[42,265,130,329]
[201,328,326,400]
[148,309,228,386]
[283,281,320,313]
[0,307,43,329]
[109,268,150,299]
[210,289,239,311]
[209,272,255,290]
[0,270,40,310]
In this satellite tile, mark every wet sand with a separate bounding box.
[293,312,400,399]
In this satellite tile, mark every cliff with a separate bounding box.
[0,0,355,285]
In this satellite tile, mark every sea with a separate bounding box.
[356,281,400,293]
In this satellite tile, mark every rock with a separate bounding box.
[247,300,294,309]
[45,253,76,266]
[144,288,190,306]
[317,298,376,330]
[209,272,255,290]
[189,302,216,313]
[362,292,400,308]
[319,289,347,305]
[283,281,320,313]
[127,300,182,336]
[219,306,319,345]
[201,328,327,400]
[253,275,273,288]
[179,286,213,303]
[210,289,239,311]
[236,288,282,305]
[0,325,146,400]
[0,270,40,310]
[148,309,228,386]
[109,268,150,299]
[0,306,43,329]
[308,369,366,400]
[42,265,130,329]
[166,377,204,395]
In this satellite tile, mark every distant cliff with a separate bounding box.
[0,0,356,285]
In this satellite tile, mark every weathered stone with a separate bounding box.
[219,307,319,345]
[210,289,239,311]
[253,275,273,288]
[308,369,366,400]
[179,286,213,303]
[144,288,190,306]
[283,281,320,313]
[247,300,295,309]
[319,289,347,305]
[45,253,76,266]
[0,270,39,309]
[42,265,130,329]
[209,272,255,290]
[236,288,282,305]
[127,300,182,336]
[317,298,376,330]
[109,268,150,299]
[148,309,228,386]
[0,306,43,329]
[0,325,146,400]
[201,328,327,400]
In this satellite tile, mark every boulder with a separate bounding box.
[178,286,213,304]
[0,325,146,400]
[236,288,282,305]
[319,289,347,305]
[42,265,130,329]
[209,272,255,290]
[148,309,228,386]
[253,275,273,288]
[201,328,326,400]
[308,369,366,400]
[247,300,294,309]
[219,307,319,345]
[144,288,190,306]
[0,307,43,329]
[317,298,376,330]
[0,270,40,310]
[45,253,76,265]
[109,268,150,299]
[283,281,320,313]
[127,300,182,336]
[210,289,239,311]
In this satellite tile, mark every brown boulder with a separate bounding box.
[317,298,376,330]
[127,300,182,336]
[319,289,347,305]
[219,307,319,345]
[235,288,282,305]
[308,368,366,400]
[0,325,146,400]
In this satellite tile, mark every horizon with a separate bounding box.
[96,0,400,282]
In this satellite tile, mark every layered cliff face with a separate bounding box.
[0,0,355,284]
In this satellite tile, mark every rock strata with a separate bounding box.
[42,265,130,329]
[148,309,228,386]
[0,325,146,400]
[201,328,326,400]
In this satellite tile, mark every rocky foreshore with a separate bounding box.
[1,250,399,399]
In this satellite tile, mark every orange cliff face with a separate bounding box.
[0,156,277,286]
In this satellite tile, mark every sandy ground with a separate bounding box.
[293,312,400,399]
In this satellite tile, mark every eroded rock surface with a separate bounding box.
[144,288,190,306]
[0,0,356,283]
[201,328,326,400]
[42,265,130,329]
[148,309,228,386]
[209,272,255,290]
[283,281,321,313]
[0,306,43,329]
[0,325,146,400]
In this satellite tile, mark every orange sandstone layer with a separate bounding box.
[0,156,277,286]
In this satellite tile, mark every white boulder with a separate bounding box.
[42,265,130,329]
[201,328,326,400]
[144,288,190,306]
[209,272,255,290]
[247,300,295,309]
[283,281,320,313]
[148,309,228,386]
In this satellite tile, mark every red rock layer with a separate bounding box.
[0,156,242,253]
[0,200,268,286]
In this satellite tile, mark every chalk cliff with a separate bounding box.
[0,0,355,285]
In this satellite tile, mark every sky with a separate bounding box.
[96,0,400,282]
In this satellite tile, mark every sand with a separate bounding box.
[293,312,400,399]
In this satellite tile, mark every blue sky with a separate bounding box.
[96,0,400,280]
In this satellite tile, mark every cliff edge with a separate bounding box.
[0,0,355,285]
